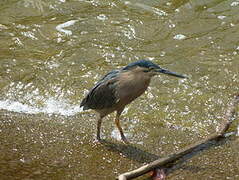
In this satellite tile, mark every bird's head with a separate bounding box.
[123,60,187,78]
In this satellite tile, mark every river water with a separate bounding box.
[0,0,239,179]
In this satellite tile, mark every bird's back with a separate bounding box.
[80,70,120,110]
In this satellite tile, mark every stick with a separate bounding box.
[118,94,239,180]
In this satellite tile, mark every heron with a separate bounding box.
[81,60,186,143]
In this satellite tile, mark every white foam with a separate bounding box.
[217,15,226,20]
[56,20,78,35]
[173,34,186,40]
[0,98,83,116]
[231,1,239,6]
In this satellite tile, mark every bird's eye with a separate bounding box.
[149,67,155,71]
[142,66,155,72]
[143,67,154,72]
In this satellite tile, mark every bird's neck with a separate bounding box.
[119,71,151,94]
[123,69,151,81]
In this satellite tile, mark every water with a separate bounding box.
[0,0,239,179]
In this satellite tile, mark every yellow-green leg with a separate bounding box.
[115,110,128,144]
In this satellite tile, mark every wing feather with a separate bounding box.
[81,70,120,110]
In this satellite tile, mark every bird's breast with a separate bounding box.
[116,72,151,105]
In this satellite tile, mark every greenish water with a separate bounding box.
[0,0,239,179]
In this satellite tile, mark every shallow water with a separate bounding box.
[0,0,239,179]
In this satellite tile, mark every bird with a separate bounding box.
[80,60,186,143]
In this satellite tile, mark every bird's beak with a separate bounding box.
[156,68,187,78]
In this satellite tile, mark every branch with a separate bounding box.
[118,94,239,180]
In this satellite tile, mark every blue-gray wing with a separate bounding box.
[80,70,120,110]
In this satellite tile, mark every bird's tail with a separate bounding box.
[80,98,89,110]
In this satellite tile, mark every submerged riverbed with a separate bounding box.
[0,0,239,179]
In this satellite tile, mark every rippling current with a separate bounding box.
[0,0,239,179]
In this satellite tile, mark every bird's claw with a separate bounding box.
[95,136,103,144]
[121,137,129,144]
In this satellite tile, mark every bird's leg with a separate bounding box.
[97,115,103,142]
[115,110,129,144]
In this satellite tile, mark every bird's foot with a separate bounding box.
[92,139,103,147]
[94,136,103,144]
[121,136,129,144]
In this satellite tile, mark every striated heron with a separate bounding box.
[81,60,186,143]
